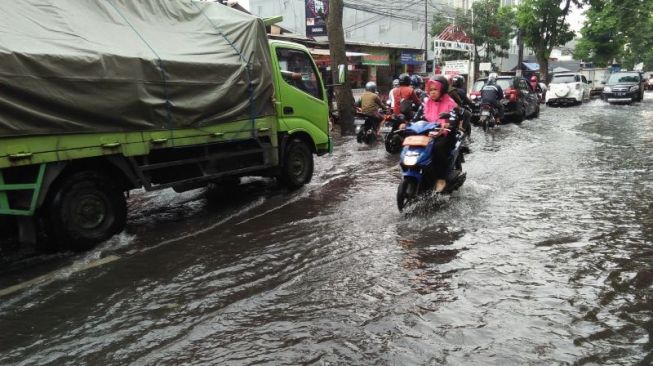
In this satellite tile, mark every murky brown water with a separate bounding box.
[1,95,652,365]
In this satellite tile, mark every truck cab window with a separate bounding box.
[277,48,323,100]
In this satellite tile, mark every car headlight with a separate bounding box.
[603,86,611,92]
[630,86,639,92]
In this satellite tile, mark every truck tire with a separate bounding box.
[46,171,126,252]
[280,138,313,189]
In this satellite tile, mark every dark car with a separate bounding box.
[469,76,540,123]
[601,71,645,104]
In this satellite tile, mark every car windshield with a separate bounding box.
[496,78,512,90]
[472,80,486,92]
[607,73,640,84]
[551,74,576,83]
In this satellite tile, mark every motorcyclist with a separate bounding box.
[480,72,504,124]
[392,73,421,121]
[387,78,400,108]
[410,74,426,100]
[423,75,460,193]
[359,81,386,133]
[530,75,539,91]
[451,75,473,140]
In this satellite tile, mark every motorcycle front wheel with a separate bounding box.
[397,177,418,212]
[385,133,403,154]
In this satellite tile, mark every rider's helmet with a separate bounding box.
[452,75,465,88]
[487,72,498,85]
[428,75,450,94]
[392,79,400,88]
[410,74,423,88]
[530,75,538,82]
[365,81,377,92]
[398,73,411,86]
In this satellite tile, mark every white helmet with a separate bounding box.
[365,81,377,92]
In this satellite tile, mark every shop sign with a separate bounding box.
[362,51,389,66]
[306,0,329,37]
[443,59,470,75]
[400,52,425,65]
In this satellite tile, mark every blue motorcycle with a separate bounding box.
[396,110,467,211]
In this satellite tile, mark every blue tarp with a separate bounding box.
[511,62,540,71]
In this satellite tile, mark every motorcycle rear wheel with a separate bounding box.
[385,134,402,154]
[397,177,418,212]
[481,117,488,132]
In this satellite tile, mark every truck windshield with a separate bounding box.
[277,48,323,100]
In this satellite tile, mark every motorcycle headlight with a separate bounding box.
[403,152,419,166]
[630,85,639,92]
[603,86,611,93]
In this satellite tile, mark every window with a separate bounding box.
[276,48,323,100]
[551,74,576,84]
[581,75,588,83]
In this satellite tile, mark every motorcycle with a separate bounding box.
[396,109,467,211]
[478,103,498,132]
[355,108,381,144]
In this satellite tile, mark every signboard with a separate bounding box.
[400,51,425,65]
[443,60,470,75]
[362,51,390,66]
[306,0,329,38]
[479,62,492,71]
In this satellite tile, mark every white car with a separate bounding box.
[545,73,592,106]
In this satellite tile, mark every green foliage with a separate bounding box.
[430,0,515,64]
[575,0,653,69]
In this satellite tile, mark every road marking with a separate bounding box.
[0,255,121,298]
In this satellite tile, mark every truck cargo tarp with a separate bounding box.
[0,0,274,137]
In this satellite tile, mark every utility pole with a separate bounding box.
[424,0,428,73]
[516,30,524,77]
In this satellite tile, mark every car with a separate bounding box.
[601,71,645,104]
[469,75,540,123]
[545,73,591,106]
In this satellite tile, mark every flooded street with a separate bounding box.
[1,96,653,365]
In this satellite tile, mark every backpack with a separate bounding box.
[397,88,413,115]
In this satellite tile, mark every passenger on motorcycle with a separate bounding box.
[423,76,460,193]
[359,81,387,134]
[451,75,474,138]
[480,72,504,124]
[392,73,421,121]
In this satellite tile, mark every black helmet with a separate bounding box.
[398,73,411,86]
[429,75,449,94]
[410,74,423,88]
[452,75,465,88]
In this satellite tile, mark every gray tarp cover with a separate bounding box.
[0,0,274,137]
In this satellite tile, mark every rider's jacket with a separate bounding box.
[480,83,504,108]
[360,91,385,116]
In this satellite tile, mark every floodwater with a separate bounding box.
[1,95,652,365]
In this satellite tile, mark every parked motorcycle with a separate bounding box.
[396,110,467,211]
[478,103,498,132]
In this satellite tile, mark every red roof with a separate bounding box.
[436,24,473,43]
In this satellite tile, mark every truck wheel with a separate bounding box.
[46,171,126,252]
[280,138,313,189]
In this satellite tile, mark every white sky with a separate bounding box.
[239,0,250,10]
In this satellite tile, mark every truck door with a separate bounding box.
[273,47,328,135]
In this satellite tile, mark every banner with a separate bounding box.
[443,60,470,75]
[362,51,389,66]
[400,51,425,65]
[306,0,329,38]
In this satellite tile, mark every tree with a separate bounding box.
[326,0,355,136]
[575,0,653,70]
[516,0,576,82]
[430,0,514,75]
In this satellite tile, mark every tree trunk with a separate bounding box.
[326,0,355,136]
[537,53,549,84]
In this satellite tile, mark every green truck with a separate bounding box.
[0,1,330,251]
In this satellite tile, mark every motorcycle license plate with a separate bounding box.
[380,126,392,133]
[481,110,490,116]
